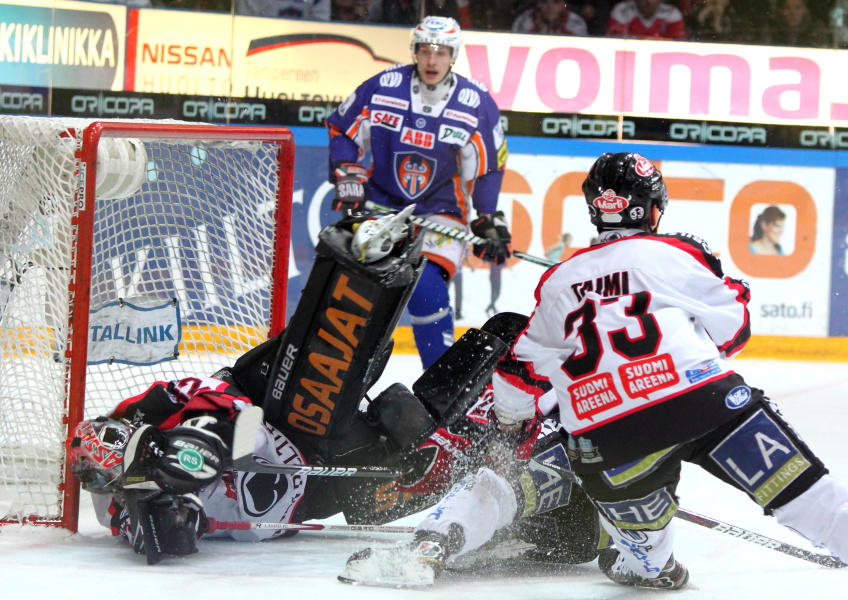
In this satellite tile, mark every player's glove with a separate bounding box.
[483,407,541,477]
[332,162,369,212]
[125,490,205,565]
[397,427,475,495]
[470,211,512,265]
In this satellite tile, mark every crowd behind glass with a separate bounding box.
[85,0,848,51]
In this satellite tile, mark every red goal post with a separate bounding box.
[0,117,294,531]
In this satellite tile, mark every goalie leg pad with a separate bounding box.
[261,222,425,439]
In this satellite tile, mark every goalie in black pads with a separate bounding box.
[68,212,604,568]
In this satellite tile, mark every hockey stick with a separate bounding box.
[674,509,845,569]
[205,518,414,535]
[231,405,403,479]
[531,459,846,569]
[363,201,556,269]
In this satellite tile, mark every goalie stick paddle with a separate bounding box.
[363,201,556,269]
[231,405,403,478]
[204,518,414,535]
[530,459,847,569]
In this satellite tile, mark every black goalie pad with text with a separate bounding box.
[261,222,425,439]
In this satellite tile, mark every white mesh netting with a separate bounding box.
[0,116,289,524]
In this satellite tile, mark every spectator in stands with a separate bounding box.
[332,0,382,21]
[235,0,330,19]
[685,0,742,42]
[568,0,612,35]
[607,0,687,39]
[760,0,830,47]
[469,0,522,30]
[512,0,589,34]
[379,0,418,23]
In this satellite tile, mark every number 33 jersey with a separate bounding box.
[511,230,753,472]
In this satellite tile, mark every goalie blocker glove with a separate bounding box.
[332,162,368,212]
[126,490,205,565]
[470,211,512,265]
[121,416,226,495]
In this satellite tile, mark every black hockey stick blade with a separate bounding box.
[231,405,403,478]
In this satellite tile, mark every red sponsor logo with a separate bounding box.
[569,373,622,421]
[593,189,629,213]
[371,110,403,131]
[634,154,655,177]
[400,126,435,149]
[618,353,679,400]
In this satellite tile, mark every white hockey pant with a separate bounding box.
[599,513,675,579]
[416,467,518,558]
[773,474,848,562]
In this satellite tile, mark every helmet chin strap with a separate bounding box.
[649,207,664,234]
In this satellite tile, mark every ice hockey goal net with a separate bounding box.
[0,116,294,530]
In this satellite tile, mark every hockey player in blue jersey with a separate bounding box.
[326,15,511,369]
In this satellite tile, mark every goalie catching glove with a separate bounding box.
[470,211,512,265]
[332,162,369,212]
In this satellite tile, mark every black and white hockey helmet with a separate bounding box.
[411,16,462,63]
[68,417,135,492]
[582,153,668,231]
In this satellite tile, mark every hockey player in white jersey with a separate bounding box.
[326,15,511,369]
[340,152,848,590]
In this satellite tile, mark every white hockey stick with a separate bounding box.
[531,459,847,569]
[674,509,845,569]
[230,405,402,479]
[363,201,556,269]
[205,518,414,535]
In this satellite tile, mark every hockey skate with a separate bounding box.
[598,547,689,590]
[338,532,451,588]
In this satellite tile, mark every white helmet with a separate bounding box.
[410,16,462,64]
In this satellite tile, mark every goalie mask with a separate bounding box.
[68,417,135,492]
[410,16,462,64]
[582,153,668,232]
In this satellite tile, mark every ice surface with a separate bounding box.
[3,356,847,599]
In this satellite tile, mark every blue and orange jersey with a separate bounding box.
[326,64,507,219]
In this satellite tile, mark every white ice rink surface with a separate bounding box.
[3,356,848,600]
